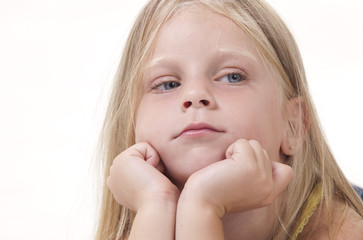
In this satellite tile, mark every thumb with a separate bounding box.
[143,143,165,173]
[271,161,293,196]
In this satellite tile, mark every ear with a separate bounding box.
[281,97,309,156]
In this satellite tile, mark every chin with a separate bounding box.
[162,147,226,188]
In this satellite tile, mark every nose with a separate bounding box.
[183,99,210,108]
[180,81,216,111]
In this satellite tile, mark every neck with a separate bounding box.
[222,205,277,240]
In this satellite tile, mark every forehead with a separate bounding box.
[147,5,263,66]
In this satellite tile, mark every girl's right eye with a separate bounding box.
[151,80,181,91]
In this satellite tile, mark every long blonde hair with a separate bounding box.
[95,0,363,239]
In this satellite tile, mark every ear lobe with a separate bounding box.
[281,97,308,156]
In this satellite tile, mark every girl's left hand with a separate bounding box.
[179,139,293,217]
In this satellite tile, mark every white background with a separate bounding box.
[0,0,362,239]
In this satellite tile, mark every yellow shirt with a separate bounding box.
[291,182,323,240]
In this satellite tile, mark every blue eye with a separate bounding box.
[218,72,245,83]
[153,81,181,91]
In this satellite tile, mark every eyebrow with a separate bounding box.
[146,48,259,70]
[214,48,259,64]
[146,57,175,70]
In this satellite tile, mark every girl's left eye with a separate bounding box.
[218,72,245,83]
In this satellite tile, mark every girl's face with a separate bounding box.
[135,6,288,187]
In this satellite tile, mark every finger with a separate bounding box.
[144,145,160,167]
[271,161,293,196]
[225,139,254,161]
[262,148,272,174]
[137,142,165,173]
[154,159,166,173]
[225,143,234,159]
[248,140,269,167]
[133,142,161,167]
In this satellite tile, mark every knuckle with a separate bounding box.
[261,183,274,203]
[236,138,249,146]
[248,139,258,145]
[264,192,276,205]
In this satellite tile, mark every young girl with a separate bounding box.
[96,0,363,239]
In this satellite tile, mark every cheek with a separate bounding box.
[134,120,144,143]
[135,113,160,143]
[257,108,285,161]
[134,100,150,143]
[134,97,173,143]
[227,97,285,161]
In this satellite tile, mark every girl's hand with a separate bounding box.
[107,142,178,239]
[107,142,179,212]
[180,139,293,217]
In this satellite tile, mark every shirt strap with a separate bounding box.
[291,182,323,240]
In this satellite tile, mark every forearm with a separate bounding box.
[176,190,225,240]
[129,199,177,240]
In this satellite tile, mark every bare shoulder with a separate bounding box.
[336,205,363,239]
[299,200,363,240]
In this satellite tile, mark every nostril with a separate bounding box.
[183,101,192,108]
[200,99,210,106]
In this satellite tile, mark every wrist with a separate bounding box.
[176,186,226,240]
[130,188,178,240]
[179,183,225,218]
[140,188,179,211]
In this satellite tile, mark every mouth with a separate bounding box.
[175,122,223,138]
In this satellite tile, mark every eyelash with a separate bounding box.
[217,71,247,83]
[150,79,181,91]
[150,70,248,91]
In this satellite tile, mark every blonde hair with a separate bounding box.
[95,0,363,239]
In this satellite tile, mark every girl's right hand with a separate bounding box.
[107,142,179,212]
